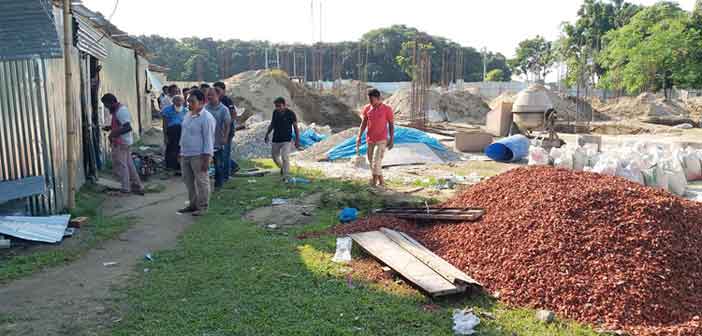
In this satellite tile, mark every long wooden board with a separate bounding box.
[349,231,462,297]
[375,207,485,221]
[381,228,482,288]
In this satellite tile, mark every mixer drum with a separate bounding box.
[511,84,554,131]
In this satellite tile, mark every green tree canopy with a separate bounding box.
[510,35,555,81]
[558,0,642,87]
[598,2,698,93]
[140,25,511,83]
[485,69,507,81]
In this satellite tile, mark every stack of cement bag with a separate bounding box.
[529,141,702,196]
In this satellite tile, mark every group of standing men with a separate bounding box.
[156,82,239,216]
[102,83,394,217]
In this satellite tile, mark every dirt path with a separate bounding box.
[0,179,193,336]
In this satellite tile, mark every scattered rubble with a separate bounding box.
[244,193,322,228]
[315,166,702,336]
[386,87,490,123]
[233,121,332,159]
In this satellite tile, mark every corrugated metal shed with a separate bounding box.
[0,0,63,60]
[0,5,84,215]
[74,16,108,59]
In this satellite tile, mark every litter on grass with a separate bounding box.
[272,198,288,206]
[332,237,353,263]
[453,309,480,335]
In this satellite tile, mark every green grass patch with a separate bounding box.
[0,184,131,283]
[110,162,598,336]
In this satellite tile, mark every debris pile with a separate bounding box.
[328,80,375,109]
[317,167,702,336]
[224,70,360,129]
[598,93,690,120]
[233,121,332,159]
[386,87,490,123]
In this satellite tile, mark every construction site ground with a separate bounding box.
[2,77,702,335]
[0,158,610,336]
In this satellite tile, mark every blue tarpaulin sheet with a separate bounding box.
[327,126,447,161]
[298,129,328,149]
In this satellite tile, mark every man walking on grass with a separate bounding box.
[205,87,232,190]
[101,93,145,195]
[264,97,301,181]
[178,90,216,216]
[357,89,394,188]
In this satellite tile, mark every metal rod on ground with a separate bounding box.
[64,0,76,209]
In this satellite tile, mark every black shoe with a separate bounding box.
[177,206,197,214]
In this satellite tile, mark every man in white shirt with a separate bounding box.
[178,89,216,216]
[101,93,144,195]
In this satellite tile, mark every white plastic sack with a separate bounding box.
[642,164,669,191]
[551,147,573,170]
[592,155,618,176]
[332,237,353,263]
[666,169,688,196]
[528,147,550,166]
[572,147,588,172]
[677,147,702,181]
[616,162,644,185]
[453,309,480,335]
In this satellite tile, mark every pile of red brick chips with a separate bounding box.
[321,166,702,336]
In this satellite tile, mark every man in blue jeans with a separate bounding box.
[214,81,240,175]
[204,87,231,189]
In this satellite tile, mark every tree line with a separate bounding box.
[140,25,512,83]
[511,0,702,94]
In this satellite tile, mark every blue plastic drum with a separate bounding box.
[484,135,530,162]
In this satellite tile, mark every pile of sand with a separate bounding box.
[327,80,374,109]
[488,92,516,109]
[598,93,690,120]
[224,70,360,130]
[385,87,490,123]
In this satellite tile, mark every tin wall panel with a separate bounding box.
[100,37,140,141]
[0,59,54,214]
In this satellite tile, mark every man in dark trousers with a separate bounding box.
[161,95,186,173]
[214,81,240,174]
[264,97,301,181]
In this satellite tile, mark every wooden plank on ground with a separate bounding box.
[95,178,122,191]
[375,207,485,221]
[349,231,462,297]
[380,228,482,288]
[0,176,45,203]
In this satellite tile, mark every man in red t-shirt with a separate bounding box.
[356,89,394,187]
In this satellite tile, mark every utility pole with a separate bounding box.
[481,47,487,81]
[276,48,280,69]
[293,50,297,77]
[319,1,323,42]
[63,0,76,209]
[265,48,269,69]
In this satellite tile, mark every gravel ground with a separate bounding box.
[313,166,702,336]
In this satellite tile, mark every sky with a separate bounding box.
[82,0,696,58]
